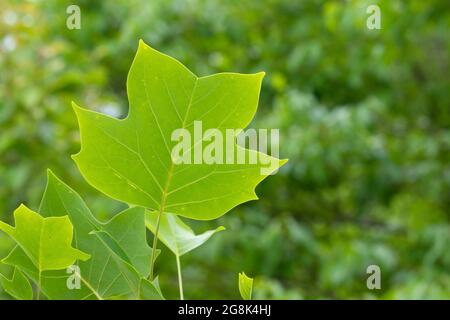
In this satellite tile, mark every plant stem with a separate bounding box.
[176,255,184,300]
[149,210,162,280]
[36,271,41,300]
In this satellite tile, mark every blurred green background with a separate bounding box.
[1,0,449,299]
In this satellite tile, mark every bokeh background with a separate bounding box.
[1,0,449,299]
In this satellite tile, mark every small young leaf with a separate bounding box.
[0,204,90,271]
[145,211,225,257]
[238,272,253,300]
[72,40,286,221]
[0,268,33,300]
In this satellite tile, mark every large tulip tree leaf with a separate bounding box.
[2,170,161,300]
[0,268,33,300]
[145,210,224,257]
[72,40,286,220]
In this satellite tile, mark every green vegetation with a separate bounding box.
[0,37,283,299]
[1,0,449,299]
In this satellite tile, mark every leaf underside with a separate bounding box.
[0,204,90,272]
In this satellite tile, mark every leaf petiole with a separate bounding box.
[149,209,162,281]
[36,272,41,300]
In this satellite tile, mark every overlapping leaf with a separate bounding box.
[0,268,33,300]
[1,171,161,300]
[238,272,253,300]
[72,40,286,220]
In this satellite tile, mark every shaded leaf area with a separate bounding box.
[2,171,161,300]
[1,0,449,299]
[73,41,285,221]
[0,204,90,272]
[139,277,165,300]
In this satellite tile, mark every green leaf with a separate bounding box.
[0,204,90,272]
[238,272,253,300]
[2,171,157,300]
[0,268,33,300]
[72,40,286,221]
[139,277,165,300]
[145,211,224,257]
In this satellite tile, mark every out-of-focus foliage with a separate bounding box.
[1,0,449,299]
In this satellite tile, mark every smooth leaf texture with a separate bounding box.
[0,204,90,272]
[2,171,160,300]
[0,268,33,300]
[72,40,286,220]
[145,211,224,257]
[238,272,253,300]
[139,277,165,300]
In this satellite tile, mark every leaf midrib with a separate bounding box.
[156,75,199,214]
